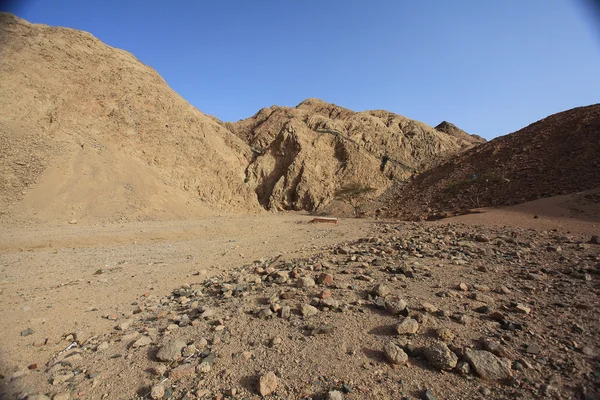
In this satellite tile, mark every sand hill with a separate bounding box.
[0,13,261,224]
[382,104,600,219]
[226,98,484,212]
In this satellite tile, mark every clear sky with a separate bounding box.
[3,0,600,140]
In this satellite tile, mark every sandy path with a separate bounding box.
[434,191,600,235]
[0,214,374,374]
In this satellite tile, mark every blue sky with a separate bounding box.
[3,0,600,140]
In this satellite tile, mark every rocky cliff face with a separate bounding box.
[226,98,483,212]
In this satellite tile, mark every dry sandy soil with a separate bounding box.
[0,214,374,371]
[1,11,599,400]
[433,189,600,235]
[0,193,598,400]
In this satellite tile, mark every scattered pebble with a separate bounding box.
[301,304,318,317]
[132,336,152,348]
[383,342,409,365]
[395,317,419,335]
[258,371,278,396]
[297,277,316,288]
[328,390,344,400]
[156,339,186,362]
[150,384,165,400]
[423,342,458,370]
[464,349,512,380]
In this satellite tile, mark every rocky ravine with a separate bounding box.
[225,99,484,212]
[5,223,599,399]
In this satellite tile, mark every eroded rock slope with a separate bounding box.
[383,104,600,220]
[226,99,483,212]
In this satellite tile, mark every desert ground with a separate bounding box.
[1,12,599,400]
[0,214,374,370]
[1,192,598,400]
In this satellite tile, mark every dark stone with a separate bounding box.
[474,305,490,314]
[500,321,523,331]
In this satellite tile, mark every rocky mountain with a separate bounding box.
[0,12,261,223]
[434,121,486,146]
[383,104,600,219]
[225,98,483,212]
[0,13,485,222]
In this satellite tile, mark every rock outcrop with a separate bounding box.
[0,13,488,220]
[434,121,486,147]
[226,98,483,212]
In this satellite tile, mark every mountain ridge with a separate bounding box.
[225,98,484,212]
[0,12,261,223]
[0,12,485,221]
[382,103,600,219]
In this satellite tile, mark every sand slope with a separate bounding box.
[0,13,260,224]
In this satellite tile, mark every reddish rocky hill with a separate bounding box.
[382,104,600,219]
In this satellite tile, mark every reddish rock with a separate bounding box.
[168,363,196,380]
[317,273,334,285]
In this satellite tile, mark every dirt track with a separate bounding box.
[433,190,600,235]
